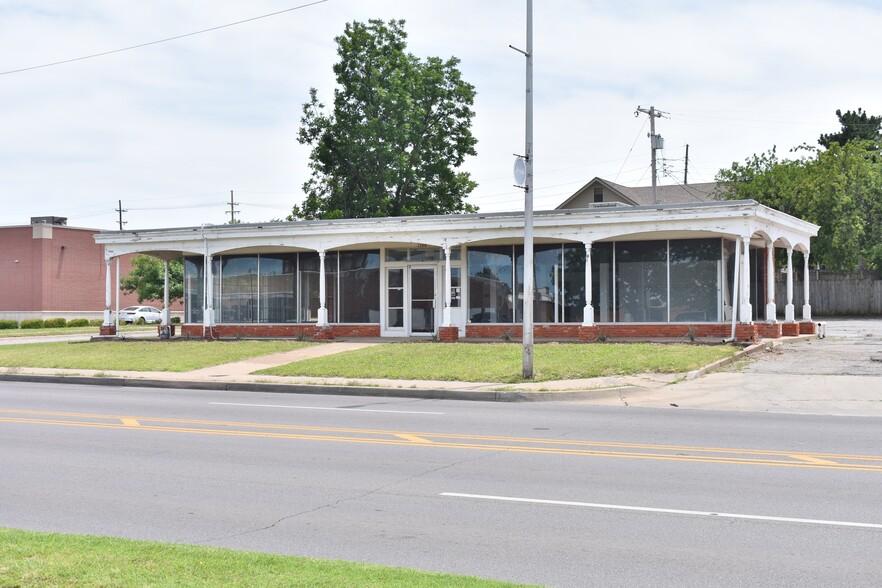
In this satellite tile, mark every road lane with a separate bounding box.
[2,381,881,587]
[3,406,882,472]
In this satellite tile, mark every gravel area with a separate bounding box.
[725,318,882,376]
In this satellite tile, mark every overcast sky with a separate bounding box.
[2,0,880,230]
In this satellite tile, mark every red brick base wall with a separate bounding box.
[468,323,760,342]
[781,322,800,336]
[756,323,782,339]
[438,326,459,342]
[178,322,768,343]
[179,324,381,340]
[799,321,817,335]
[98,325,116,336]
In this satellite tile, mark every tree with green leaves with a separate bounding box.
[120,255,184,304]
[717,141,882,270]
[818,108,882,149]
[294,19,478,220]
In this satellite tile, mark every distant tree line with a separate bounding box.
[717,108,882,271]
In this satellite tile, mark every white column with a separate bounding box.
[442,245,453,327]
[114,257,121,334]
[317,250,328,326]
[739,236,752,323]
[802,251,812,321]
[765,240,776,322]
[103,257,113,326]
[162,260,170,326]
[204,254,215,327]
[582,241,594,326]
[785,247,795,322]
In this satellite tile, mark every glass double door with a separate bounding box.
[387,266,436,336]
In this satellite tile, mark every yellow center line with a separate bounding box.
[395,434,433,444]
[788,454,840,466]
[2,408,881,473]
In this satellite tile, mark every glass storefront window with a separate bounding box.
[298,253,321,323]
[563,244,586,323]
[184,257,203,324]
[592,243,614,323]
[450,267,461,307]
[616,241,667,322]
[339,250,380,323]
[669,239,721,322]
[515,244,564,323]
[468,246,513,323]
[259,254,296,323]
[385,249,408,262]
[220,256,258,323]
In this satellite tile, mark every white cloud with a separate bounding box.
[0,0,880,229]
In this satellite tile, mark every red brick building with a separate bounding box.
[0,216,145,321]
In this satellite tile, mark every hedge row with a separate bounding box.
[0,317,179,329]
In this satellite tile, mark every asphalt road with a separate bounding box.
[2,382,881,587]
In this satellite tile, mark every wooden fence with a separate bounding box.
[775,271,882,316]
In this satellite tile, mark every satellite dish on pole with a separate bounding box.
[513,156,527,186]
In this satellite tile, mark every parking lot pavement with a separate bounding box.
[590,318,882,416]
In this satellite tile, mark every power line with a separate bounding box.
[0,0,328,76]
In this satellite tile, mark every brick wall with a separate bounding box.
[0,224,182,320]
[181,324,381,339]
[467,323,762,342]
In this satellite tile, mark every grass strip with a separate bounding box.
[0,325,156,338]
[258,342,738,383]
[0,340,313,372]
[0,528,531,587]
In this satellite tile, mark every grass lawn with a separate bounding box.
[0,340,313,372]
[0,324,156,338]
[0,528,531,587]
[257,342,738,383]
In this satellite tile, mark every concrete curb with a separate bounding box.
[0,333,819,403]
[684,334,817,380]
[0,372,639,403]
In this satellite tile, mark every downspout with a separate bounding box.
[723,237,741,343]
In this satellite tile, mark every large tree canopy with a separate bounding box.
[120,255,184,304]
[716,141,882,271]
[818,108,882,149]
[294,19,478,220]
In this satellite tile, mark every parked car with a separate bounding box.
[119,306,162,324]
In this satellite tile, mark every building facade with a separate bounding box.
[0,217,145,321]
[94,200,819,341]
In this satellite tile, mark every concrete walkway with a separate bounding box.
[0,318,880,415]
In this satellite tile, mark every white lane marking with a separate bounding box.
[440,493,882,530]
[210,402,444,415]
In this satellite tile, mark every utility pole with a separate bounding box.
[115,200,127,230]
[226,190,239,223]
[635,106,665,203]
[684,144,689,185]
[510,0,534,378]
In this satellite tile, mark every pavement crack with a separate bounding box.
[194,453,492,547]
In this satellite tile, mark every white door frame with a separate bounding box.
[382,263,439,337]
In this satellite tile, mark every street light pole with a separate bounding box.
[522,0,534,378]
[510,1,534,379]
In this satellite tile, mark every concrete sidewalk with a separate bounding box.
[1,319,880,414]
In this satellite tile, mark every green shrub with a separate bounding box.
[44,318,67,328]
[89,319,104,327]
[171,316,181,324]
[67,318,90,327]
[0,319,18,330]
[20,319,45,329]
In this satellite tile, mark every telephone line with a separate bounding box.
[0,0,327,76]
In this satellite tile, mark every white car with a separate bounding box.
[119,306,162,324]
